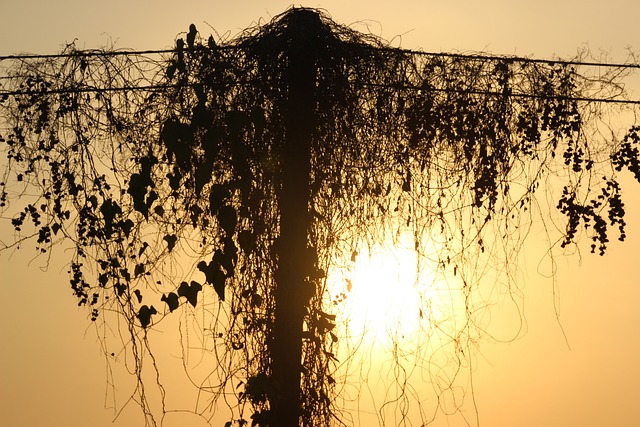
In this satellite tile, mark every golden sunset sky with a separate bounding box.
[1,1,639,426]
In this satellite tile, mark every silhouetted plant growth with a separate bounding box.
[1,7,638,427]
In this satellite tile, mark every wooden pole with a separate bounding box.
[271,9,322,427]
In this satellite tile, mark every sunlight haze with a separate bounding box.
[1,1,639,427]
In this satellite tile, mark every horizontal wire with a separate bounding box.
[0,49,174,61]
[1,82,638,105]
[0,44,638,104]
[370,44,640,70]
[357,82,640,105]
[1,46,639,70]
[0,84,180,96]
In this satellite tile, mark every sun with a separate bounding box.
[327,233,479,425]
[331,239,431,344]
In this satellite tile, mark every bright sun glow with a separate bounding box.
[329,232,450,346]
[328,234,476,426]
[343,245,422,341]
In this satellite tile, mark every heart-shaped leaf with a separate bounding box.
[137,305,157,328]
[177,281,202,307]
[161,292,179,312]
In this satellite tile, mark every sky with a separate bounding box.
[1,1,639,426]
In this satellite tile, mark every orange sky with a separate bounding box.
[1,1,639,426]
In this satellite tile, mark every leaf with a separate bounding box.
[187,24,197,51]
[65,172,82,196]
[139,155,157,186]
[137,305,157,328]
[212,270,226,301]
[160,119,192,168]
[100,199,122,237]
[120,268,131,282]
[134,263,145,277]
[189,205,203,227]
[177,281,202,307]
[167,170,182,190]
[87,195,98,208]
[98,273,109,287]
[127,173,148,217]
[166,62,177,79]
[138,241,149,256]
[134,289,143,303]
[207,35,216,50]
[114,282,126,296]
[198,259,227,301]
[218,205,237,234]
[319,311,336,321]
[402,171,411,192]
[244,374,270,404]
[120,219,134,237]
[163,234,177,252]
[316,311,336,333]
[197,260,214,283]
[161,292,179,312]
[51,223,62,235]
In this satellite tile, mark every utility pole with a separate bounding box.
[271,9,322,427]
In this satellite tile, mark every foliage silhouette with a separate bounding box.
[1,7,639,427]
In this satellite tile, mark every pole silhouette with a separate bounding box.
[271,10,321,427]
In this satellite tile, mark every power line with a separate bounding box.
[1,45,639,104]
[0,49,174,61]
[1,83,639,105]
[377,45,640,70]
[360,82,640,105]
[0,84,180,96]
[1,46,639,71]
